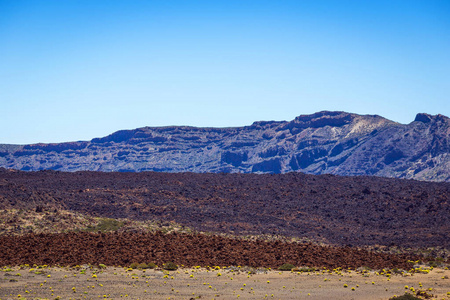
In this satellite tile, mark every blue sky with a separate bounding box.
[1,0,449,144]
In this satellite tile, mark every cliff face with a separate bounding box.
[1,111,449,181]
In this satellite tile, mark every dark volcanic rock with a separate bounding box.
[0,111,449,182]
[0,231,422,269]
[0,170,449,249]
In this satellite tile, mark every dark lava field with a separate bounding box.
[0,231,421,269]
[0,169,449,249]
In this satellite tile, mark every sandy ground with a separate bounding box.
[1,265,449,300]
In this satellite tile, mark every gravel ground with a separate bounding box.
[1,265,449,300]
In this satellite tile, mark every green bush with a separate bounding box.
[129,262,139,269]
[146,262,157,269]
[292,266,316,272]
[129,262,157,269]
[163,261,178,271]
[389,293,421,300]
[278,263,295,271]
[140,263,158,269]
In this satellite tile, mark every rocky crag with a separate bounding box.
[1,111,449,181]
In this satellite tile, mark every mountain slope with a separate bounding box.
[0,111,449,181]
[1,170,449,249]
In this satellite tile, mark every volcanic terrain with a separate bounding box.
[0,169,448,250]
[1,111,449,182]
[1,169,449,299]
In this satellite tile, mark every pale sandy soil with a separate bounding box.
[1,265,449,300]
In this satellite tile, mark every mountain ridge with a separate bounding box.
[1,111,449,181]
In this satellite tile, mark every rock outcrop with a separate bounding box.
[0,111,449,181]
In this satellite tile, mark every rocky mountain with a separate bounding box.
[1,111,449,181]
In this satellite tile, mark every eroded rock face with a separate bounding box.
[0,111,449,182]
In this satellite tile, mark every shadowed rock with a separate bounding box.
[0,111,449,182]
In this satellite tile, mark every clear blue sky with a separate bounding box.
[1,0,449,144]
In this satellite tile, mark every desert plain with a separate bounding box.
[1,264,449,300]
